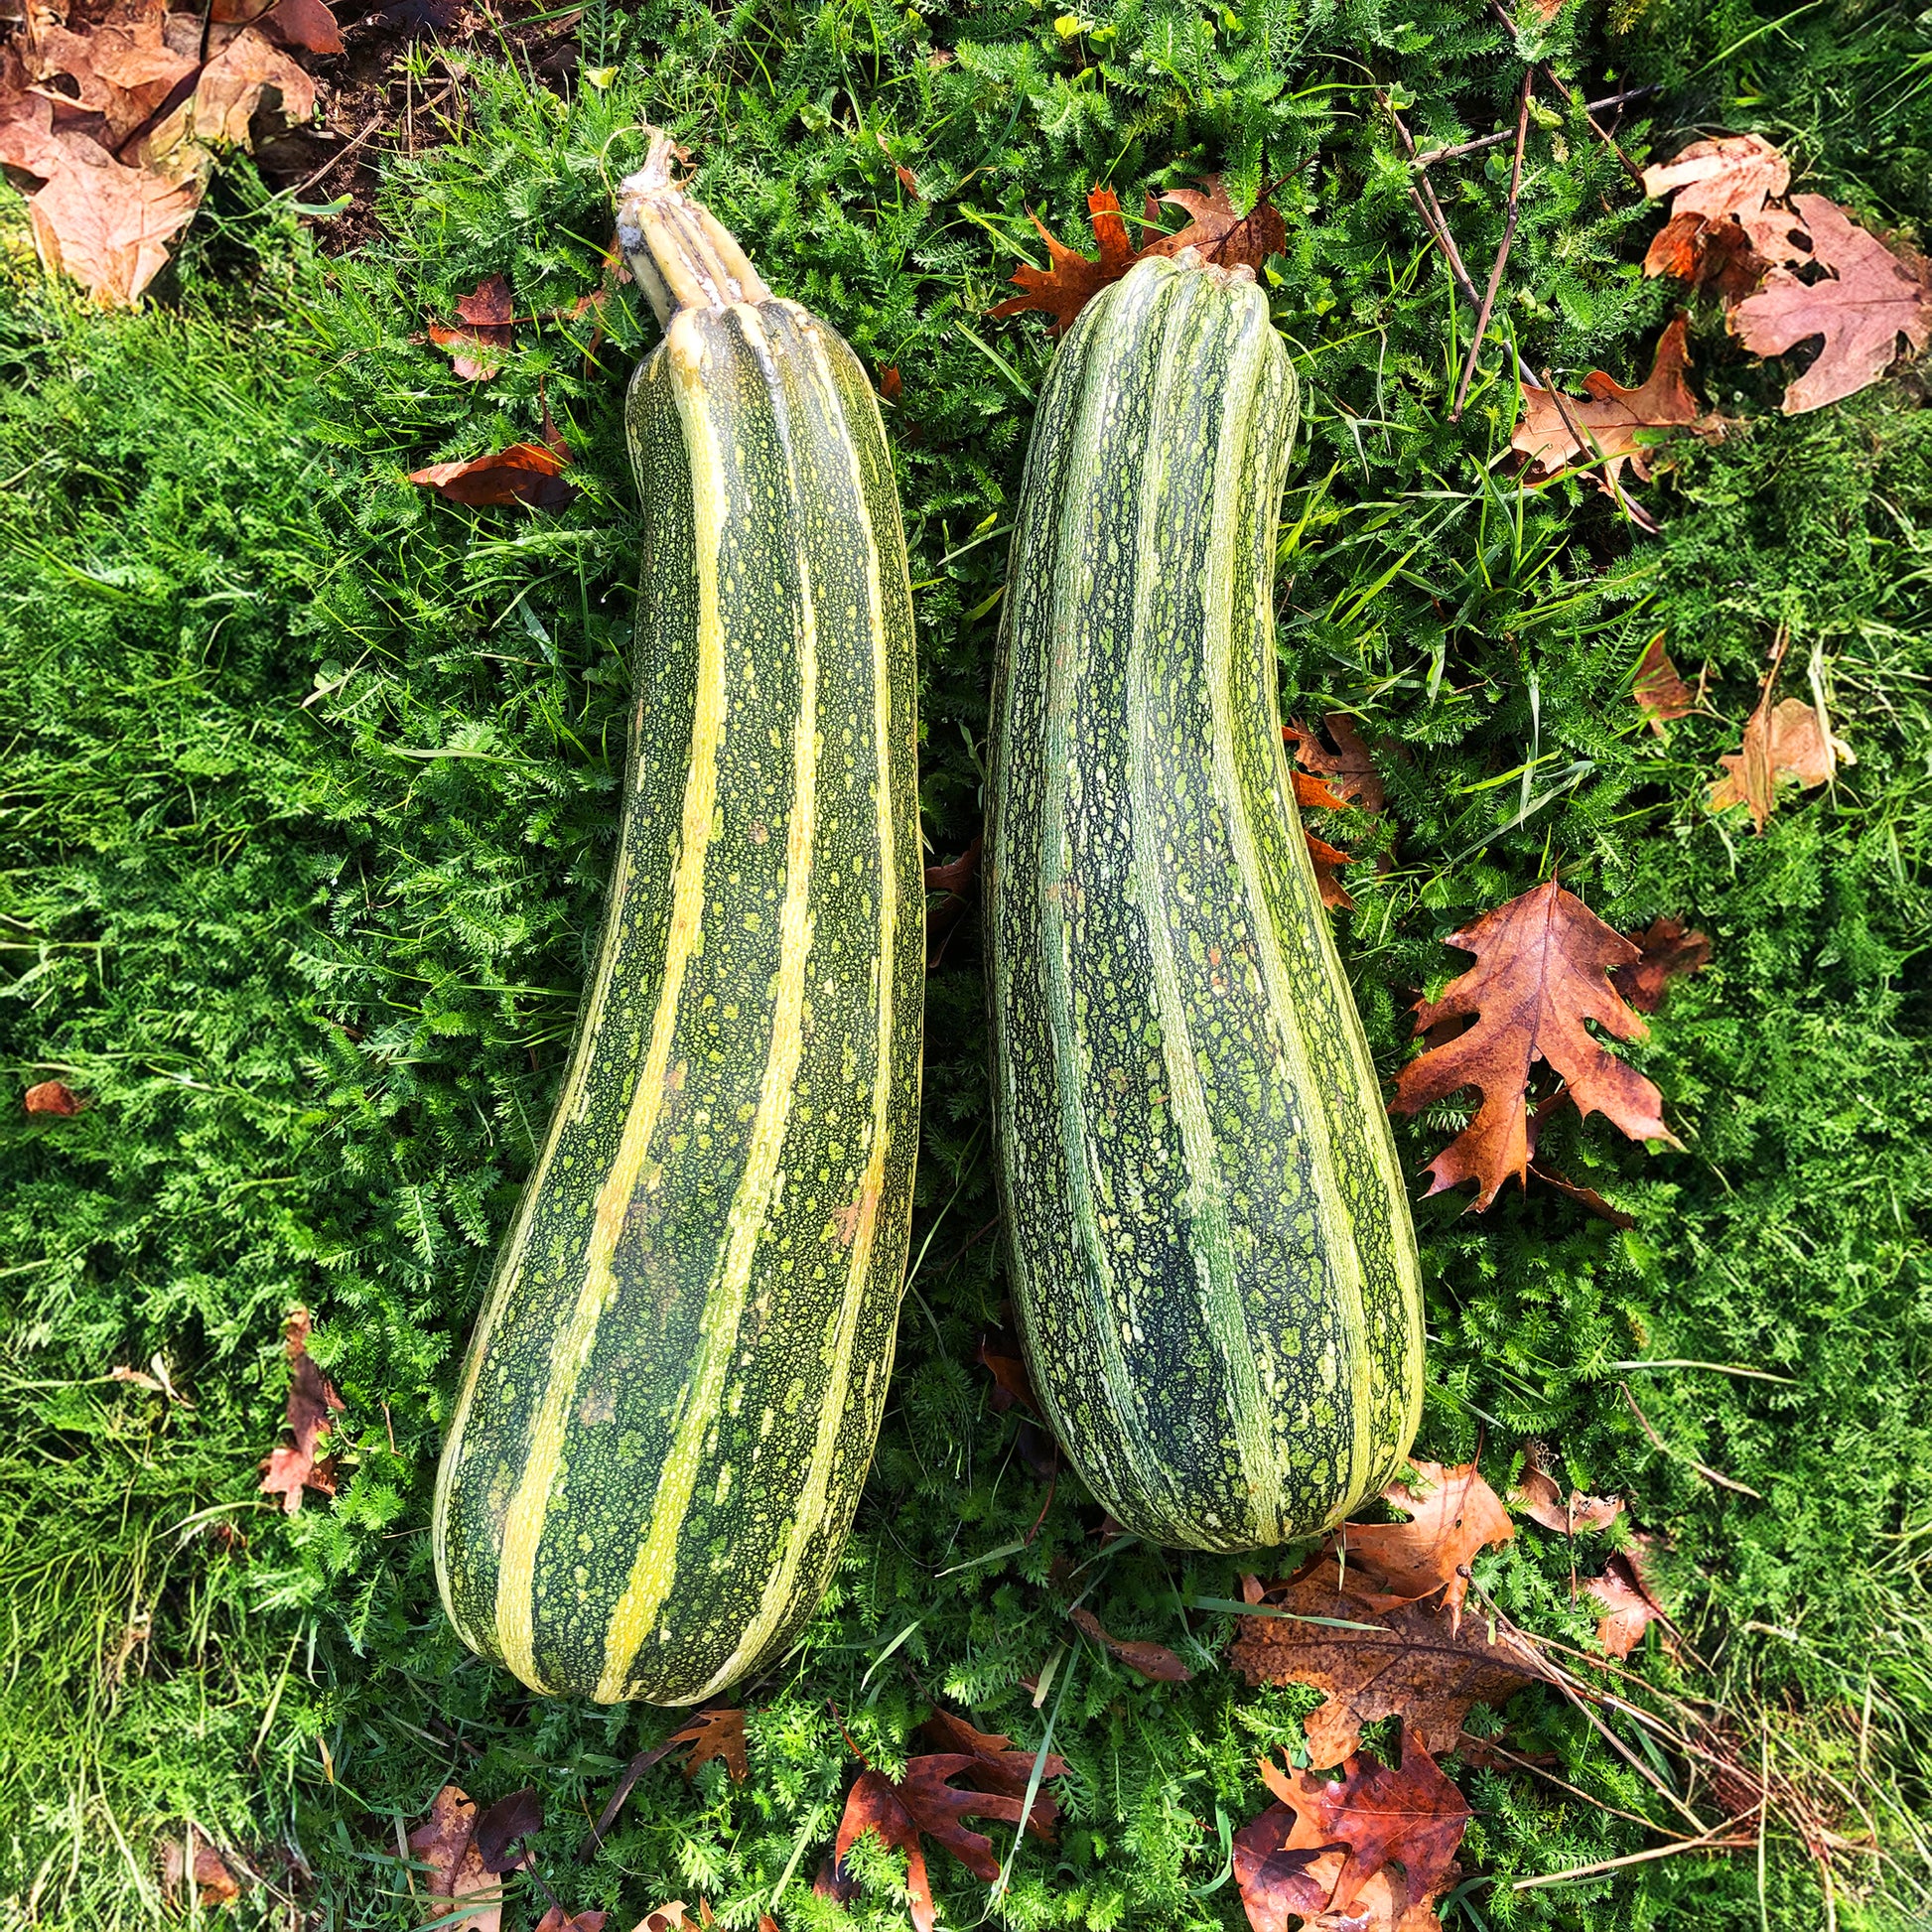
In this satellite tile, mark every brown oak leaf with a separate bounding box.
[25,1078,85,1115]
[834,1751,1056,1932]
[1632,635,1695,732]
[1287,714,1387,814]
[587,1708,750,1850]
[431,273,516,381]
[1389,879,1678,1209]
[531,1910,606,1932]
[1069,1606,1193,1683]
[1511,1446,1623,1536]
[1335,1461,1514,1632]
[1232,1560,1547,1769]
[1731,196,1932,414]
[1640,133,1805,289]
[1708,640,1850,831]
[473,1787,542,1872]
[406,1787,504,1932]
[1512,317,1720,506]
[1142,174,1286,273]
[1611,915,1712,1015]
[408,441,576,512]
[916,1709,1068,1840]
[1302,832,1357,912]
[1586,1550,1670,1659]
[1251,1729,1471,1923]
[975,1328,1039,1418]
[158,26,315,153]
[259,1306,345,1513]
[989,187,1144,335]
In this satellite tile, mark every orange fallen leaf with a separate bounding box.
[587,1708,750,1850]
[1390,879,1678,1210]
[975,1327,1040,1418]
[1287,713,1386,814]
[1512,317,1721,514]
[158,26,315,152]
[406,1787,504,1932]
[160,1828,242,1908]
[1246,1730,1470,1927]
[1335,1460,1514,1634]
[25,1077,85,1115]
[1611,915,1712,1015]
[1303,831,1357,911]
[1731,195,1932,413]
[989,187,1143,336]
[1142,174,1286,274]
[1512,1446,1623,1536]
[1587,1552,1666,1659]
[259,1306,345,1514]
[1709,634,1850,832]
[1070,1605,1193,1683]
[532,1912,606,1932]
[1641,133,1805,291]
[918,1708,1066,1839]
[431,273,515,381]
[408,441,576,511]
[1632,634,1695,732]
[1232,1560,1548,1770]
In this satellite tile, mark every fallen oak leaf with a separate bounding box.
[430,273,515,381]
[834,1753,1048,1932]
[532,1911,606,1932]
[975,1328,1039,1418]
[1231,1562,1548,1770]
[1143,172,1286,273]
[1389,879,1680,1210]
[1069,1605,1193,1683]
[1632,634,1695,732]
[406,1786,504,1932]
[1731,196,1932,414]
[1512,1447,1623,1536]
[989,186,1144,336]
[259,1305,345,1514]
[1640,132,1805,289]
[1708,636,1851,832]
[1336,1460,1514,1632]
[916,1708,1068,1839]
[1303,831,1357,912]
[160,1827,243,1908]
[585,1709,749,1854]
[1512,317,1722,506]
[1257,1729,1471,1921]
[156,25,315,152]
[472,1787,542,1873]
[1287,713,1386,813]
[25,1077,85,1115]
[1611,915,1712,1015]
[408,442,576,512]
[1586,1558,1660,1660]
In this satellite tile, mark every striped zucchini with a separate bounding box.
[986,250,1423,1552]
[432,132,923,1705]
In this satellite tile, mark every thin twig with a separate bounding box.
[290,78,461,202]
[1414,84,1660,166]
[1484,0,1646,186]
[1621,1382,1765,1498]
[1381,94,1481,305]
[1513,1828,1755,1891]
[1473,1739,1706,1841]
[1449,69,1533,420]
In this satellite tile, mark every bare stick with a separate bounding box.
[1484,0,1647,186]
[1621,1382,1765,1498]
[1449,69,1533,421]
[1380,93,1481,305]
[1473,1738,1707,1841]
[1415,85,1660,166]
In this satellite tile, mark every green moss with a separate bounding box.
[3,1,1931,1926]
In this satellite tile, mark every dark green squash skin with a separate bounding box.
[985,254,1424,1553]
[433,295,923,1705]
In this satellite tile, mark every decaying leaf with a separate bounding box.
[1587,1551,1669,1659]
[1731,196,1932,414]
[834,1749,1058,1932]
[1302,831,1357,912]
[25,1077,85,1115]
[431,273,516,381]
[587,1708,750,1851]
[1287,714,1387,814]
[1709,640,1851,832]
[1142,173,1286,273]
[473,1787,542,1873]
[1336,1461,1514,1632]
[1512,1447,1623,1536]
[531,1910,606,1932]
[259,1305,345,1513]
[406,1787,504,1932]
[917,1708,1068,1839]
[989,187,1144,336]
[1632,634,1695,732]
[1390,879,1678,1210]
[160,1827,242,1908]
[1641,133,1804,289]
[1512,318,1721,509]
[407,441,576,511]
[1611,915,1712,1014]
[1070,1605,1193,1683]
[975,1327,1040,1417]
[1232,1559,1547,1768]
[1244,1729,1471,1927]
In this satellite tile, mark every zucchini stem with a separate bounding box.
[617,128,772,327]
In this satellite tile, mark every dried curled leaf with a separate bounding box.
[1070,1606,1193,1683]
[259,1306,345,1513]
[1391,881,1679,1209]
[1611,915,1712,1015]
[1632,635,1695,732]
[408,441,576,512]
[1641,133,1804,289]
[1336,1460,1514,1633]
[989,187,1142,336]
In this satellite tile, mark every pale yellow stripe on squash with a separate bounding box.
[490,314,736,1692]
[593,305,821,1703]
[686,320,905,1701]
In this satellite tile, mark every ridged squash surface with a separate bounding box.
[433,222,923,1704]
[986,253,1423,1552]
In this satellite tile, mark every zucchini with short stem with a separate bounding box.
[433,131,924,1704]
[986,249,1424,1552]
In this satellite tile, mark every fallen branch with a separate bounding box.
[1620,1382,1765,1498]
[1380,93,1481,306]
[1414,84,1660,166]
